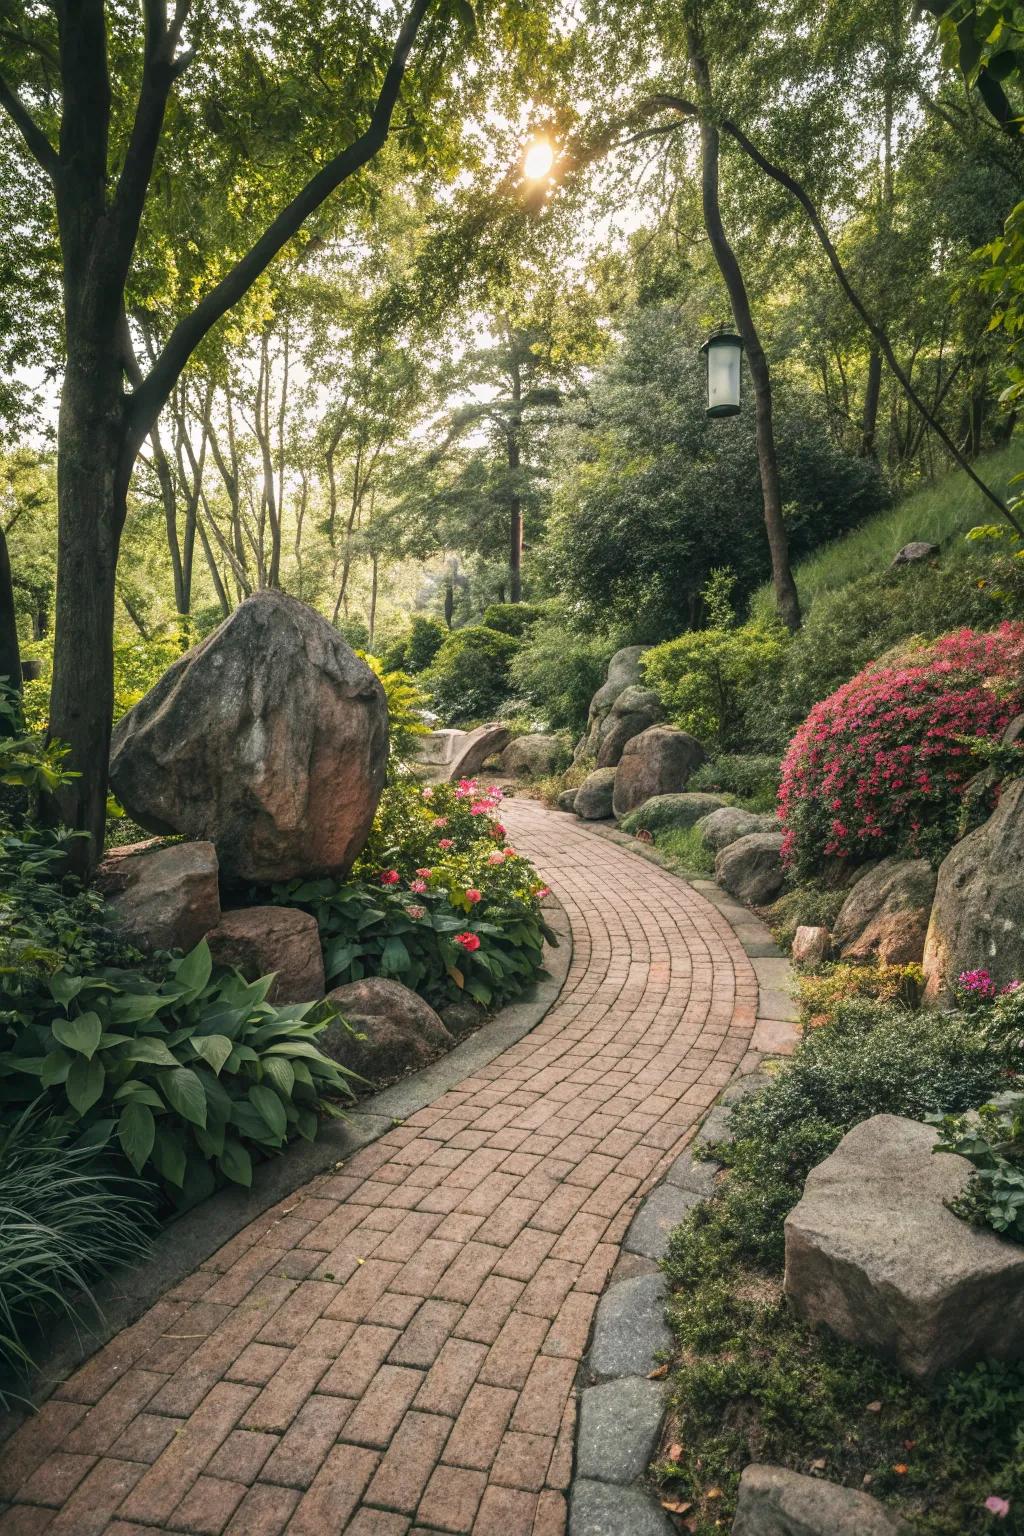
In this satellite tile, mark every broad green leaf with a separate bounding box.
[52,1011,102,1059]
[113,1081,165,1109]
[40,1050,72,1086]
[152,1126,187,1187]
[380,936,411,976]
[173,940,213,999]
[48,971,83,1006]
[191,1034,233,1075]
[262,1057,295,1097]
[122,1038,179,1067]
[108,992,166,1024]
[66,1055,105,1115]
[118,1101,156,1173]
[248,1084,287,1140]
[161,1067,208,1128]
[219,1139,253,1186]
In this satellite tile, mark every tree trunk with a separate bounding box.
[368,551,379,648]
[48,359,126,871]
[0,524,21,724]
[508,349,523,603]
[688,29,800,633]
[860,348,882,457]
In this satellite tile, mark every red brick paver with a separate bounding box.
[0,799,757,1535]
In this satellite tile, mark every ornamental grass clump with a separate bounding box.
[778,623,1024,879]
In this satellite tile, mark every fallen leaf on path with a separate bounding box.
[661,1499,692,1515]
[648,1364,669,1379]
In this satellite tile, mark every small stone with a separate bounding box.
[624,1184,703,1260]
[557,788,579,813]
[588,1273,671,1380]
[791,925,830,967]
[96,839,220,952]
[890,541,938,566]
[663,1149,719,1198]
[574,767,618,821]
[205,906,325,1002]
[576,1377,666,1484]
[715,832,785,906]
[732,1463,912,1534]
[612,727,707,820]
[570,1479,674,1536]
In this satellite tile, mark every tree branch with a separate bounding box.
[0,70,58,176]
[640,95,1024,535]
[126,0,433,453]
[109,0,192,282]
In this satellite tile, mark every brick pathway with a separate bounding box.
[0,798,758,1536]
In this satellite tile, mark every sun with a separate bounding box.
[523,138,555,181]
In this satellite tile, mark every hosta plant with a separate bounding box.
[0,940,356,1207]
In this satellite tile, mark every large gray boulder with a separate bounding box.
[733,1464,911,1535]
[696,806,778,852]
[833,857,936,967]
[500,733,568,779]
[574,767,618,821]
[595,686,663,769]
[95,839,220,953]
[620,791,732,837]
[612,726,707,819]
[321,977,453,1086]
[109,592,388,885]
[447,722,512,781]
[784,1115,1024,1380]
[923,778,1024,1003]
[205,906,325,1003]
[715,831,785,906]
[575,646,647,762]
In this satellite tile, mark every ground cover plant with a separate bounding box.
[656,991,1024,1533]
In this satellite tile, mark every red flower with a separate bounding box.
[379,869,400,885]
[455,932,480,952]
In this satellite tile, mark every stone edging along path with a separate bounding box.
[0,797,796,1536]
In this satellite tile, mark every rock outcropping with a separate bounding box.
[612,727,707,820]
[833,857,936,966]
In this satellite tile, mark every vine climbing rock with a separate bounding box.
[109,591,388,885]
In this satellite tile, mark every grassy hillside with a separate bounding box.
[751,441,1024,620]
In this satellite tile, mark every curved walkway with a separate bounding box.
[0,799,758,1536]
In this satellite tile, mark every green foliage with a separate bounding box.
[795,963,925,1023]
[642,623,789,753]
[934,1092,1024,1243]
[548,306,888,642]
[764,883,847,951]
[361,653,429,764]
[481,602,544,636]
[276,774,552,1011]
[0,1109,156,1405]
[688,754,782,810]
[382,615,449,675]
[508,613,617,735]
[424,625,521,725]
[656,991,1024,1532]
[651,823,717,876]
[0,937,355,1207]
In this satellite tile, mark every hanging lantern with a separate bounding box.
[700,324,743,418]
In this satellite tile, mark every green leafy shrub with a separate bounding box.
[643,624,788,752]
[360,654,429,764]
[796,962,923,1024]
[0,938,356,1206]
[380,615,448,675]
[652,824,716,875]
[481,602,545,637]
[509,614,616,735]
[688,754,781,810]
[934,1092,1024,1243]
[277,776,553,1011]
[424,625,521,724]
[763,883,847,950]
[0,1109,156,1404]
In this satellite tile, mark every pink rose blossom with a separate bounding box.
[487,851,505,865]
[379,869,400,885]
[438,838,454,850]
[410,879,427,894]
[466,888,482,903]
[415,867,433,877]
[985,1496,1011,1518]
[432,816,448,828]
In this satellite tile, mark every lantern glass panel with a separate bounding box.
[707,337,741,417]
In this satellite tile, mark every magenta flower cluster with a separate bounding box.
[778,624,1024,872]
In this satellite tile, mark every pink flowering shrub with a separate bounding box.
[779,624,1024,878]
